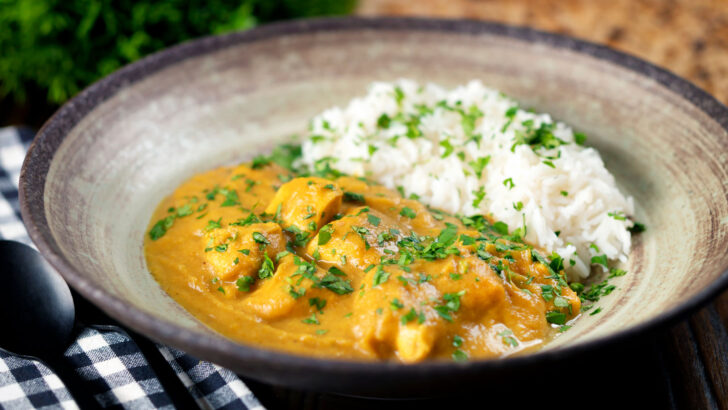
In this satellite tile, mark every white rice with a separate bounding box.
[299,80,635,280]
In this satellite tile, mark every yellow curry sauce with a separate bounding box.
[144,162,580,362]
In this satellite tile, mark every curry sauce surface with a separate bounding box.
[144,162,580,362]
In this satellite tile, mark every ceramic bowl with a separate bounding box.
[19,17,728,396]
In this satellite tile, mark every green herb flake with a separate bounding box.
[591,254,608,268]
[452,349,468,362]
[149,215,175,240]
[258,254,274,279]
[373,265,390,287]
[236,276,255,292]
[546,311,567,325]
[468,156,491,178]
[252,232,270,245]
[302,313,320,325]
[205,218,222,232]
[214,244,228,253]
[608,268,628,278]
[309,297,327,312]
[439,139,454,158]
[343,191,365,203]
[497,329,519,347]
[390,298,404,310]
[503,178,515,190]
[400,207,417,219]
[367,213,381,227]
[452,335,464,348]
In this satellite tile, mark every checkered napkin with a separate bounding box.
[0,127,265,410]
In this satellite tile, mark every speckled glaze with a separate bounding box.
[19,18,728,396]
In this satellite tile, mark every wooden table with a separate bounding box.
[247,1,728,408]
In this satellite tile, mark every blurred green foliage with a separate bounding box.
[0,0,356,105]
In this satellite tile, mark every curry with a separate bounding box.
[144,159,580,362]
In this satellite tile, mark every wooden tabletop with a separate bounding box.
[246,1,728,408]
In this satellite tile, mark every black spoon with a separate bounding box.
[0,240,196,409]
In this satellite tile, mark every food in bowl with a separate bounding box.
[144,80,640,362]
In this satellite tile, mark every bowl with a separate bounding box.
[19,17,728,396]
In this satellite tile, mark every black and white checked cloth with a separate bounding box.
[0,127,265,409]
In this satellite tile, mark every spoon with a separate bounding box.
[0,240,194,408]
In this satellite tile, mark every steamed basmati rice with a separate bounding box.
[299,80,635,280]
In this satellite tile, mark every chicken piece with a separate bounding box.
[242,254,352,320]
[335,176,441,230]
[203,222,285,281]
[351,272,441,362]
[307,206,410,275]
[408,255,508,321]
[264,177,342,236]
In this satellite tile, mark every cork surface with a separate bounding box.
[357,0,728,104]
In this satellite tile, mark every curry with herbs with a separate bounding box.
[144,156,581,363]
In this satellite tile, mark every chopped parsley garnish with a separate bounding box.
[367,213,381,227]
[258,254,274,279]
[390,298,404,310]
[453,335,464,348]
[492,221,509,235]
[252,232,269,245]
[377,113,391,129]
[468,156,491,178]
[498,329,519,347]
[149,215,175,240]
[399,207,417,219]
[236,276,255,292]
[503,178,515,190]
[318,273,354,295]
[400,308,425,325]
[309,297,327,312]
[607,211,627,221]
[591,254,608,268]
[452,349,468,362]
[433,291,465,322]
[220,189,240,207]
[288,285,306,299]
[176,204,193,217]
[285,226,311,247]
[372,265,390,287]
[439,139,454,158]
[231,213,261,227]
[608,268,627,278]
[629,222,646,233]
[472,186,485,208]
[343,191,365,203]
[205,218,222,232]
[545,311,566,325]
[302,313,320,325]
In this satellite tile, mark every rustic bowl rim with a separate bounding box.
[19,16,728,379]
